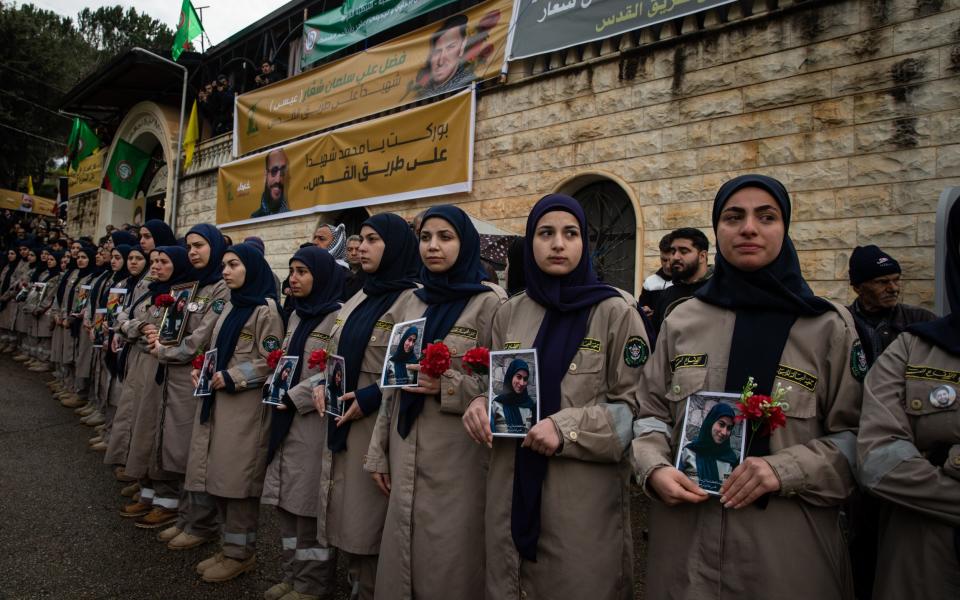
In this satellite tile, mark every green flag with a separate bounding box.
[172,0,204,61]
[102,140,150,200]
[66,118,100,171]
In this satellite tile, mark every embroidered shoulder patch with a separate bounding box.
[579,337,602,353]
[623,336,648,368]
[776,364,818,392]
[211,299,226,314]
[335,318,344,327]
[905,365,960,385]
[309,332,332,342]
[374,320,394,332]
[670,353,707,372]
[850,340,868,382]
[449,326,478,341]
[238,331,254,341]
[503,341,521,350]
[263,335,281,352]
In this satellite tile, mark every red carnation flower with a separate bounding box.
[308,348,328,371]
[267,349,284,370]
[419,342,451,379]
[192,353,205,370]
[154,293,175,308]
[462,346,490,376]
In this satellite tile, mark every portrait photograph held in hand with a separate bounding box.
[106,287,128,324]
[488,349,539,437]
[72,284,91,313]
[675,392,746,495]
[265,356,299,406]
[323,354,347,417]
[92,308,107,348]
[158,282,197,346]
[194,349,218,397]
[381,317,426,389]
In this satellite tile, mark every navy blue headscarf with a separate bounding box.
[512,194,619,562]
[65,245,97,319]
[186,224,227,287]
[142,219,176,248]
[111,230,138,248]
[149,246,195,384]
[330,212,419,453]
[2,249,22,295]
[684,403,739,493]
[201,243,278,423]
[267,246,344,462]
[908,198,960,354]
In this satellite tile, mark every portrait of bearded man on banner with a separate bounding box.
[250,148,291,218]
[412,10,501,100]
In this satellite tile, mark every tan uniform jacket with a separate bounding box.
[35,272,60,337]
[364,282,506,600]
[0,260,31,330]
[858,332,960,599]
[54,271,81,364]
[485,291,644,600]
[316,287,420,556]
[184,299,283,498]
[154,280,229,474]
[72,273,99,379]
[631,298,862,600]
[262,310,339,517]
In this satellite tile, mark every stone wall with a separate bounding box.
[176,0,958,307]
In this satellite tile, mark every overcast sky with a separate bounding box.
[30,0,292,46]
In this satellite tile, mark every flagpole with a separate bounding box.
[131,47,188,232]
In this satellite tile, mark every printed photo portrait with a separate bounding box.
[381,318,426,389]
[324,354,346,417]
[674,392,746,495]
[488,349,539,437]
[265,355,299,406]
[194,349,218,397]
[158,282,197,346]
[92,308,107,348]
[72,284,91,314]
[106,288,128,324]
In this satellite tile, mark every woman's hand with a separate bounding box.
[522,419,562,456]
[402,365,439,395]
[462,396,492,448]
[111,335,122,353]
[648,466,710,506]
[719,457,781,509]
[371,472,391,497]
[140,323,158,337]
[335,392,361,427]
[210,371,226,391]
[191,369,200,388]
[312,384,327,414]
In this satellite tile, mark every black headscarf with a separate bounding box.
[684,403,739,493]
[55,255,75,305]
[512,194,619,562]
[142,219,176,248]
[201,244,278,423]
[186,224,227,287]
[65,245,97,316]
[1,248,22,294]
[267,246,344,462]
[492,359,535,432]
[907,199,960,354]
[506,235,526,296]
[111,230,138,248]
[100,244,132,303]
[330,212,419,453]
[28,249,45,283]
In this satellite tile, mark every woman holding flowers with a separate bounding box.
[463,194,647,600]
[631,174,863,599]
[365,205,506,600]
[260,245,344,600]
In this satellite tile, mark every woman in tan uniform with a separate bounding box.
[0,245,26,351]
[13,246,41,363]
[463,194,646,600]
[366,205,506,600]
[55,245,96,408]
[61,246,103,410]
[261,245,345,600]
[186,243,283,583]
[47,252,73,396]
[858,199,960,599]
[31,250,63,372]
[319,212,420,600]
[631,174,862,600]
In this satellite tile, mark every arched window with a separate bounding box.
[572,180,637,295]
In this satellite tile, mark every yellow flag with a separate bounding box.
[182,100,200,171]
[27,176,34,195]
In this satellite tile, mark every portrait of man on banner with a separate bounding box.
[251,148,291,218]
[413,10,500,99]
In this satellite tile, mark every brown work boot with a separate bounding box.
[195,552,224,575]
[202,555,256,583]
[83,413,105,427]
[114,467,136,482]
[135,507,178,529]
[13,353,30,362]
[88,435,102,445]
[119,482,140,497]
[61,395,84,408]
[90,441,107,452]
[280,591,321,600]
[263,581,293,600]
[76,405,95,416]
[156,526,182,543]
[168,531,214,551]
[119,501,151,518]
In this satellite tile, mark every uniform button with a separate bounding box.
[953,456,960,467]
[569,363,577,372]
[239,380,246,388]
[370,336,376,342]
[520,591,527,600]
[568,430,578,442]
[910,399,923,410]
[672,384,681,395]
[449,346,458,356]
[447,388,455,395]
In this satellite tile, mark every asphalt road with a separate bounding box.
[0,354,649,599]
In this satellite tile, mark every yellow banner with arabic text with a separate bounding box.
[235,0,509,156]
[68,149,105,197]
[0,188,58,216]
[218,88,473,226]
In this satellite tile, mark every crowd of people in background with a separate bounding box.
[198,74,236,136]
[0,173,957,600]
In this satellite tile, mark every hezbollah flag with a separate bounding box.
[182,100,200,171]
[172,0,204,61]
[66,118,100,171]
[102,140,150,200]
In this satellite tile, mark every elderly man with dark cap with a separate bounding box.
[847,245,935,368]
